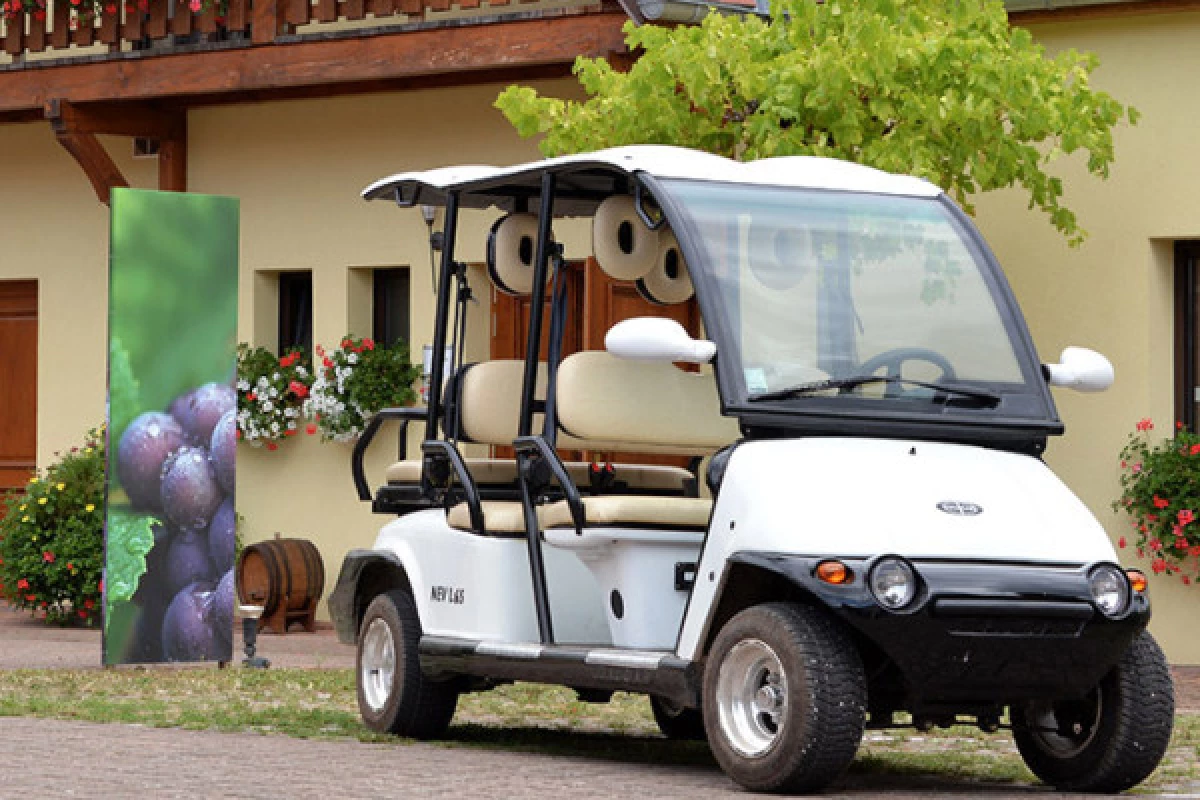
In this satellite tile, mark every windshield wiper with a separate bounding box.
[749,375,1002,406]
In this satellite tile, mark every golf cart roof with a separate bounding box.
[361,145,941,216]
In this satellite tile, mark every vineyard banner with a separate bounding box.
[104,189,239,666]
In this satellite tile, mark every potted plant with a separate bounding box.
[235,344,316,451]
[306,336,419,443]
[1113,418,1200,583]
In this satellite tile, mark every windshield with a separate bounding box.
[659,180,1044,418]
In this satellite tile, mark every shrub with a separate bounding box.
[1113,418,1200,583]
[306,336,419,442]
[0,426,105,625]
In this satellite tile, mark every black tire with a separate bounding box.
[650,695,707,741]
[355,589,458,739]
[1012,631,1175,793]
[702,602,866,793]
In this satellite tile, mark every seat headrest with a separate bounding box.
[748,223,816,291]
[636,229,694,305]
[592,195,658,282]
[487,213,550,297]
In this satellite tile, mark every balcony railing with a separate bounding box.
[0,0,594,64]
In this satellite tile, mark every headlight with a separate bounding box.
[870,557,917,610]
[1089,564,1129,618]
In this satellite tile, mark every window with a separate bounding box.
[278,271,313,355]
[1176,243,1199,431]
[373,268,411,348]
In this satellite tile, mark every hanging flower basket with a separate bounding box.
[235,344,316,450]
[305,336,419,443]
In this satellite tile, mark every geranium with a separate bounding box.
[1114,419,1200,584]
[235,344,315,449]
[305,336,418,443]
[0,426,105,626]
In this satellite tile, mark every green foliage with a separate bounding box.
[103,510,156,618]
[495,0,1136,245]
[236,344,315,450]
[1113,419,1200,583]
[308,336,419,442]
[0,427,105,626]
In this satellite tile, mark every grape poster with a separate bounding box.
[104,189,239,665]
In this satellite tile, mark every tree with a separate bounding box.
[495,0,1136,245]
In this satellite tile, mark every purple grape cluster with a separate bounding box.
[117,382,237,663]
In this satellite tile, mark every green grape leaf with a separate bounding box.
[105,510,156,615]
[109,338,141,447]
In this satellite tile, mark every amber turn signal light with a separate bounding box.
[1127,569,1148,594]
[816,560,853,585]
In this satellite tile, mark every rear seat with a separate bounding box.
[383,359,695,533]
[540,350,739,531]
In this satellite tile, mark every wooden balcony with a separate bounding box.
[0,0,629,120]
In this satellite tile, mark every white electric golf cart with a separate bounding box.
[330,145,1173,794]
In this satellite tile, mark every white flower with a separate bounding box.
[237,380,250,391]
[347,353,358,365]
[262,400,274,412]
[295,366,308,377]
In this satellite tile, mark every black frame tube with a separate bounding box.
[425,191,460,442]
[518,173,557,437]
[517,173,557,643]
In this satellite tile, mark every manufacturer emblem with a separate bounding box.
[936,501,983,516]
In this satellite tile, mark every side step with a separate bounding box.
[420,636,701,708]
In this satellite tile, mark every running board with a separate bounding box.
[419,636,701,708]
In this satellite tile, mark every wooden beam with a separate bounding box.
[0,11,629,115]
[45,98,185,139]
[52,131,129,205]
[1010,0,1200,24]
[158,133,187,192]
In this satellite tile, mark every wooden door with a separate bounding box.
[0,281,37,506]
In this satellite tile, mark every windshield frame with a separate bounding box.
[643,174,1063,450]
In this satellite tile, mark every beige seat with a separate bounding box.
[388,457,691,492]
[541,496,712,530]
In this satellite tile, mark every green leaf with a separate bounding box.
[104,510,156,617]
[108,338,141,447]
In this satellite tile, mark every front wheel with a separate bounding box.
[703,602,866,794]
[1012,631,1174,793]
[356,589,459,738]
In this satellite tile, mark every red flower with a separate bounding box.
[33,9,44,19]
[284,428,296,437]
[279,353,296,368]
[1148,538,1163,551]
[266,442,278,451]
[1146,514,1159,524]
[67,562,74,570]
[1176,536,1189,551]
[1117,536,1126,549]
[25,594,35,602]
[84,599,94,610]
[322,357,333,369]
[1153,494,1170,510]
[16,578,29,590]
[1180,509,1196,527]
[305,423,318,435]
[1152,557,1167,574]
[98,578,103,593]
[1136,418,1154,432]
[341,338,352,349]
[246,391,257,402]
[363,338,375,350]
[42,551,54,563]
[1191,444,1200,456]
[1185,575,1192,585]
[236,429,243,441]
[78,610,88,620]
[288,380,308,398]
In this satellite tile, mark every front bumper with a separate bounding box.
[733,553,1150,707]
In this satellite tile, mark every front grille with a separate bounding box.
[944,616,1085,638]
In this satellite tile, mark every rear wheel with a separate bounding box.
[703,602,866,793]
[650,695,706,741]
[356,589,458,738]
[1012,631,1174,793]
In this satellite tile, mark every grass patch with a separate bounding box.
[0,667,1195,792]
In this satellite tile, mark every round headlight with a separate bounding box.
[1089,565,1129,618]
[870,558,917,610]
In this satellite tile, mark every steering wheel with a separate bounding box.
[855,347,957,397]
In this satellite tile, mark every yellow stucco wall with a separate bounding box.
[2,10,1198,663]
[975,12,1200,662]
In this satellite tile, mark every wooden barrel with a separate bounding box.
[235,537,325,634]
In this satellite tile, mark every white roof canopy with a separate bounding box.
[362,144,941,217]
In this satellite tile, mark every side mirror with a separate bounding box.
[1044,347,1114,393]
[605,317,716,364]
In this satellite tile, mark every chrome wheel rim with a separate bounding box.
[715,638,788,757]
[360,618,396,713]
[1025,689,1104,758]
